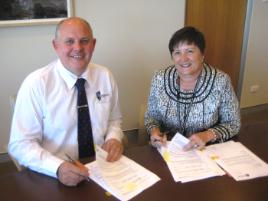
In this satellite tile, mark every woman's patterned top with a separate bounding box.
[144,63,241,142]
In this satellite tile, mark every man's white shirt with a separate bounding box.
[8,59,123,178]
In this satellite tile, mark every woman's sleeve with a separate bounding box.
[212,74,241,142]
[144,71,162,135]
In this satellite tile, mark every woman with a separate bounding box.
[144,26,240,150]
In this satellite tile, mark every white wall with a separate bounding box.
[0,0,185,153]
[75,0,185,130]
[0,25,57,153]
[240,0,268,107]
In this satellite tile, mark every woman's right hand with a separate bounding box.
[150,127,167,148]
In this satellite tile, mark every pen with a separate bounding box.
[151,133,167,147]
[65,154,90,181]
[155,133,167,142]
[65,154,88,171]
[153,138,161,142]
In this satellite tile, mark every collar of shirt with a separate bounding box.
[56,59,90,89]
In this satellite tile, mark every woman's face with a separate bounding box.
[172,42,204,79]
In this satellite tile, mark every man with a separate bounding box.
[8,17,123,186]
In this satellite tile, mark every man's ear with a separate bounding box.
[52,39,58,50]
[92,38,97,50]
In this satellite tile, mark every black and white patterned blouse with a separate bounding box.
[144,63,241,142]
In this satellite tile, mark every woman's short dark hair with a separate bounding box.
[168,26,205,55]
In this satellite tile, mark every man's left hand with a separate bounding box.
[102,139,123,162]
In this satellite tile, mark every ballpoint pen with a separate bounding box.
[151,133,167,148]
[153,132,167,142]
[65,154,90,181]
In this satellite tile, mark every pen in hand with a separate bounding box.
[65,154,90,181]
[150,133,167,148]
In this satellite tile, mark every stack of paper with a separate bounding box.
[85,134,268,200]
[158,133,225,183]
[86,146,160,201]
[204,140,268,181]
[159,132,268,182]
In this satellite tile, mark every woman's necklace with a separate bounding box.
[177,75,201,136]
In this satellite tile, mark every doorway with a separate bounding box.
[185,0,248,93]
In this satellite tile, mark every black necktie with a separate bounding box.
[75,78,95,158]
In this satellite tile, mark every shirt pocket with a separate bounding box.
[91,94,112,135]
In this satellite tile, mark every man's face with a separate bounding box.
[53,19,96,76]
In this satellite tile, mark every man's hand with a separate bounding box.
[102,139,123,162]
[57,161,89,186]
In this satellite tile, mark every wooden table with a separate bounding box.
[1,122,268,201]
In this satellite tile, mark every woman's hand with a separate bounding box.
[183,130,215,151]
[150,127,167,148]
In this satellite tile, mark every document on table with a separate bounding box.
[159,132,225,183]
[85,146,160,201]
[204,140,268,181]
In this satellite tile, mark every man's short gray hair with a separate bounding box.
[54,17,93,39]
